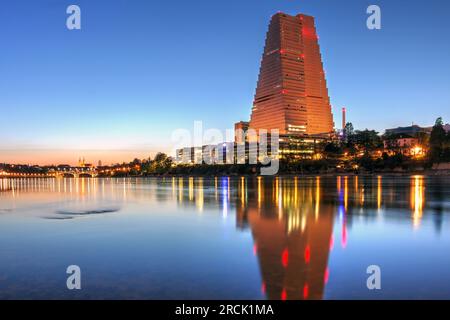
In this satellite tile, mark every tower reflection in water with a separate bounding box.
[167,174,429,300]
[236,177,334,300]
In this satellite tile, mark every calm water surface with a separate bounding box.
[0,175,449,299]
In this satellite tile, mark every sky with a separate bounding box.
[1,0,449,165]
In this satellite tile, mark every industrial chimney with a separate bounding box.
[342,107,346,131]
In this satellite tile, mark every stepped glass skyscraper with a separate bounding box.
[249,13,334,136]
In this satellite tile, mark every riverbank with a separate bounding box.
[3,171,449,179]
[2,162,450,178]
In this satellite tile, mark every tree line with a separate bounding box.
[98,117,450,176]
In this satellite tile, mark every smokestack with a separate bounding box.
[342,107,346,131]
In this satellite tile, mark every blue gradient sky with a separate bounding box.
[1,0,449,165]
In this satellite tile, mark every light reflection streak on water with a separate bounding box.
[411,175,425,229]
[196,177,204,213]
[221,177,228,218]
[315,176,320,220]
[377,175,382,211]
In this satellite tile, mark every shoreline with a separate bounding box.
[1,170,449,179]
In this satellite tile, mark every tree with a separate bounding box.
[323,141,343,159]
[343,122,354,144]
[445,130,450,161]
[353,129,382,155]
[382,133,401,155]
[154,152,168,163]
[429,117,447,163]
[151,153,173,174]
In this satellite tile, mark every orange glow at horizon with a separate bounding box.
[0,149,168,166]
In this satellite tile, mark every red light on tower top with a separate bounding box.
[324,268,330,284]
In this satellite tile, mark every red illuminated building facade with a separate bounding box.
[237,12,334,140]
